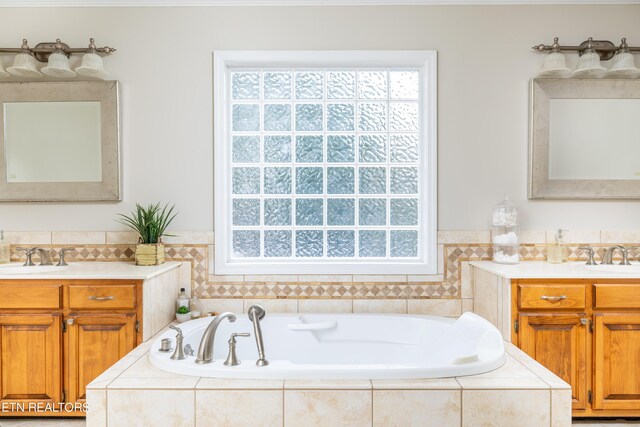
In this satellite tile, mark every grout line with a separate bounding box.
[549,389,553,427]
[459,387,463,427]
[371,386,374,425]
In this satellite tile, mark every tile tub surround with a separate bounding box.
[86,324,571,427]
[5,229,639,303]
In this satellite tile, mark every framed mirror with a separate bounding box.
[0,81,120,201]
[529,78,640,199]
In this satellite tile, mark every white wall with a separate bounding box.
[0,5,638,232]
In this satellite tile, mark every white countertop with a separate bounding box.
[0,261,182,280]
[469,261,640,279]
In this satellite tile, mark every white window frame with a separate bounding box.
[214,50,437,275]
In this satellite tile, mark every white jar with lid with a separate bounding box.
[492,195,519,264]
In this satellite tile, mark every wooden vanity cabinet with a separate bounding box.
[0,280,142,417]
[512,279,640,417]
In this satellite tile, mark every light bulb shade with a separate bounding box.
[538,51,571,77]
[607,51,640,78]
[75,52,108,79]
[42,51,76,78]
[7,52,42,78]
[0,59,9,78]
[573,51,606,78]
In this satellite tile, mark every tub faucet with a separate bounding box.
[248,304,269,367]
[195,312,236,364]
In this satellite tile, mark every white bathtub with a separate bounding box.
[149,311,505,380]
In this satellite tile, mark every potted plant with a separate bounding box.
[176,305,192,323]
[117,202,177,266]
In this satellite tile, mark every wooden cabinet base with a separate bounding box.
[512,279,640,418]
[0,279,142,418]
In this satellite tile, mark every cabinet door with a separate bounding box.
[519,314,588,410]
[66,313,136,403]
[593,314,640,411]
[0,314,62,407]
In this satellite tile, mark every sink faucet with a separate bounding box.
[602,246,630,265]
[195,312,236,364]
[37,248,53,266]
[248,304,269,367]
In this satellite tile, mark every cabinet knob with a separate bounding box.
[580,318,588,325]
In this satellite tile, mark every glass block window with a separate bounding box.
[215,51,437,274]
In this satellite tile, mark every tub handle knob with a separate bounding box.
[224,332,251,367]
[169,326,186,361]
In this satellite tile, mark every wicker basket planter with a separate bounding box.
[135,243,165,266]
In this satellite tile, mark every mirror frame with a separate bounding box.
[529,78,640,199]
[0,81,120,201]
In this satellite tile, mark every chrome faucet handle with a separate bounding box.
[578,246,598,265]
[626,246,640,263]
[619,246,631,265]
[15,247,38,266]
[37,248,53,266]
[224,332,251,366]
[169,325,186,360]
[57,247,75,266]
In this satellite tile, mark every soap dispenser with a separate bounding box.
[0,230,9,264]
[547,229,567,264]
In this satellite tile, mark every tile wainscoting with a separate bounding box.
[5,230,639,316]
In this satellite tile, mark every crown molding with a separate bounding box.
[0,0,638,6]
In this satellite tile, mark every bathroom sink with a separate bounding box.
[0,265,68,275]
[585,264,640,274]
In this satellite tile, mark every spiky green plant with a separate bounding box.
[176,305,190,314]
[116,202,177,244]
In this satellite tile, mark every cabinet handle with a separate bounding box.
[540,295,567,302]
[88,295,115,301]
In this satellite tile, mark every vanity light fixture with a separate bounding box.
[6,40,42,78]
[75,38,109,79]
[538,37,571,77]
[0,38,115,80]
[42,39,76,78]
[533,36,640,79]
[573,38,606,78]
[608,38,640,78]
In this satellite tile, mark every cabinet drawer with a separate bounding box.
[0,284,62,309]
[519,284,586,309]
[68,284,136,310]
[594,284,640,309]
